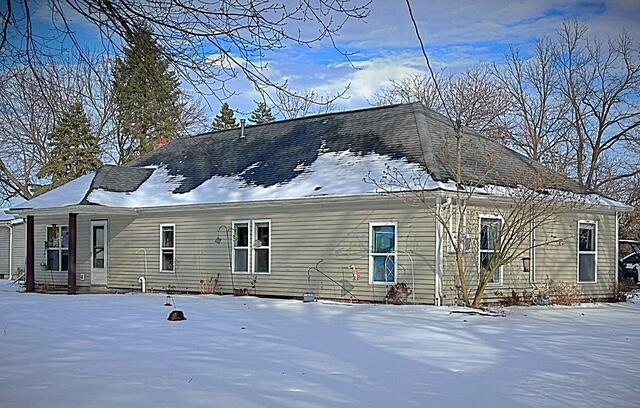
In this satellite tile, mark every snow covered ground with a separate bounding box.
[0,281,638,408]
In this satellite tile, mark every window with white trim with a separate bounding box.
[369,223,397,284]
[232,221,250,274]
[578,221,597,283]
[46,225,68,272]
[232,220,271,274]
[479,217,502,285]
[253,221,271,274]
[160,224,175,272]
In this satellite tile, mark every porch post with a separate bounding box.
[25,215,35,292]
[67,213,77,295]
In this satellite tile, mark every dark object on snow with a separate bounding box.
[386,283,413,305]
[168,310,186,321]
[164,295,173,306]
[233,288,249,296]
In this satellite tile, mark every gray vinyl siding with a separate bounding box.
[33,215,92,288]
[33,198,438,303]
[0,227,9,278]
[440,203,618,305]
[535,211,616,300]
[11,223,25,278]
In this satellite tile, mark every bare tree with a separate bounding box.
[372,67,510,141]
[492,40,573,172]
[557,21,640,190]
[0,0,370,108]
[274,84,344,119]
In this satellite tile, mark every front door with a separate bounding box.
[91,220,108,286]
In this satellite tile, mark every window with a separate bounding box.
[578,221,597,283]
[479,217,502,285]
[160,224,175,272]
[253,221,271,274]
[369,222,397,284]
[232,221,250,274]
[232,220,271,274]
[46,225,68,272]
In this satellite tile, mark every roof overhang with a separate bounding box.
[8,205,139,217]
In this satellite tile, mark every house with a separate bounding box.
[0,210,25,280]
[8,103,631,304]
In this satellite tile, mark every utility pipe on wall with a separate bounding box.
[1,225,11,280]
[138,276,146,293]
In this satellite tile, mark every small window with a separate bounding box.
[253,221,270,274]
[232,221,250,274]
[480,217,502,285]
[369,223,397,284]
[160,224,175,272]
[46,225,68,272]
[578,221,597,283]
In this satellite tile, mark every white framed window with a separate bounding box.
[577,221,597,283]
[479,216,503,286]
[45,225,69,272]
[369,222,398,284]
[231,219,271,274]
[253,220,271,274]
[160,224,175,272]
[232,221,250,274]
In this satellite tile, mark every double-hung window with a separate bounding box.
[253,221,271,274]
[232,221,250,273]
[578,221,597,283]
[232,220,271,274]
[479,216,502,285]
[46,225,69,272]
[369,222,397,284]
[160,224,175,272]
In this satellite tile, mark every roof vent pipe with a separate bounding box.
[240,119,246,139]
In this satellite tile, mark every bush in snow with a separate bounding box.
[613,279,637,302]
[542,279,583,306]
[496,288,534,306]
[386,283,413,305]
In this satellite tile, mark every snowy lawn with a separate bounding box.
[1,281,638,408]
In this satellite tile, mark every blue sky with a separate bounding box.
[15,0,640,116]
[206,0,640,115]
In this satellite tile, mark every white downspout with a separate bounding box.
[1,225,12,280]
[137,248,148,293]
[435,195,445,306]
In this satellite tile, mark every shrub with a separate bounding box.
[545,279,583,306]
[386,283,413,305]
[613,279,637,302]
[199,274,222,295]
[496,288,534,306]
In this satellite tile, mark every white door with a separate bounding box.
[91,220,108,286]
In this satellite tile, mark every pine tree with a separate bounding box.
[212,103,239,130]
[37,103,102,193]
[249,102,276,124]
[113,26,184,162]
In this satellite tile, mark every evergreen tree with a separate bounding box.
[38,103,102,193]
[212,103,239,130]
[249,102,276,124]
[113,26,184,162]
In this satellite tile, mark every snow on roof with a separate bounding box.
[14,172,95,210]
[87,151,430,208]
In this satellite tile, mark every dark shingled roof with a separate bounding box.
[81,102,588,199]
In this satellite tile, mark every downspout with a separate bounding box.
[1,225,11,280]
[615,211,619,286]
[434,195,445,306]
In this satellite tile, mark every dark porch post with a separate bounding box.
[67,213,77,295]
[25,215,35,292]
